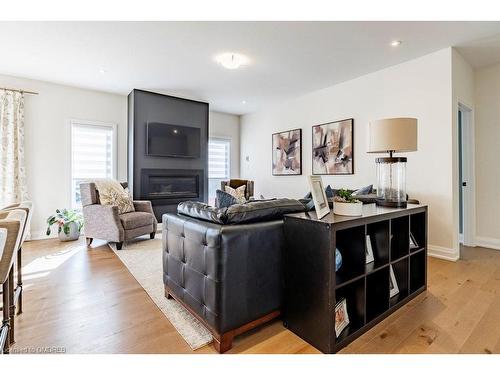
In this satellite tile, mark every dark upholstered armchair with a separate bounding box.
[80,182,157,250]
[220,179,254,200]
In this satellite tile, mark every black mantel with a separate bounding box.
[127,89,209,222]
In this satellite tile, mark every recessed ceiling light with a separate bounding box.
[242,100,247,104]
[215,52,249,70]
[390,40,402,47]
[99,68,107,74]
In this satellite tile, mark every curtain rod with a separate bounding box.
[0,87,38,95]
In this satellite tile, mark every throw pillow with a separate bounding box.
[352,184,373,196]
[94,179,135,214]
[224,185,246,204]
[216,189,240,208]
[325,185,337,198]
[305,185,337,199]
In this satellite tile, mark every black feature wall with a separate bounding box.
[127,89,209,221]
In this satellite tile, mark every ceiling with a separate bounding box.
[1,21,500,115]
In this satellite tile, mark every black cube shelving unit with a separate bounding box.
[283,204,427,353]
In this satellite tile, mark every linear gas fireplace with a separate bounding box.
[148,175,198,199]
[141,169,204,204]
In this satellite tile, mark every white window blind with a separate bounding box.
[71,121,116,208]
[208,138,231,205]
[209,138,230,179]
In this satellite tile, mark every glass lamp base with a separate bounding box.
[375,157,407,209]
[376,198,407,208]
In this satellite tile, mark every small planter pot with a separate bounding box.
[58,222,81,242]
[333,201,363,217]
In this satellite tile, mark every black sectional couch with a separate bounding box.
[162,198,305,353]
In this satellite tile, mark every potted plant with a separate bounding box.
[46,209,84,241]
[333,189,363,216]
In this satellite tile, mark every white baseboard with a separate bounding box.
[28,224,163,242]
[428,245,459,262]
[475,236,500,251]
[28,230,57,241]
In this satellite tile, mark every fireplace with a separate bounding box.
[141,169,204,210]
[147,175,199,199]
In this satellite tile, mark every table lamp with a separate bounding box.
[368,118,417,208]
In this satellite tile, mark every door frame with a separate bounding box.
[458,103,476,247]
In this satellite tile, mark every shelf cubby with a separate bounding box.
[366,266,390,322]
[390,258,409,307]
[410,251,426,294]
[335,225,366,285]
[335,278,365,343]
[366,220,390,270]
[410,212,426,252]
[390,216,409,261]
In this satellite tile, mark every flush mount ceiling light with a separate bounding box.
[390,40,402,47]
[215,52,249,70]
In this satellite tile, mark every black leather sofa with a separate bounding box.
[162,198,305,353]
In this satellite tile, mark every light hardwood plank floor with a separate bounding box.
[9,238,500,354]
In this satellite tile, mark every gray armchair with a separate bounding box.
[80,182,157,250]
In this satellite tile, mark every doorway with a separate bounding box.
[458,104,475,247]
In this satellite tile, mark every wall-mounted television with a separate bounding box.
[146,122,201,158]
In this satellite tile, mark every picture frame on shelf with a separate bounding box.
[389,265,400,298]
[334,298,350,338]
[308,175,330,219]
[365,235,375,264]
[410,232,419,250]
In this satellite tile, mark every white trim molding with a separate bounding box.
[28,230,57,241]
[29,223,163,242]
[475,236,500,251]
[428,245,459,261]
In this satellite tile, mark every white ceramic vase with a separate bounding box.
[58,221,81,241]
[333,201,363,216]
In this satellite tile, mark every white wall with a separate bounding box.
[209,111,240,178]
[0,74,127,239]
[241,48,455,256]
[474,62,500,249]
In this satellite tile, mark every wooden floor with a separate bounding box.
[10,238,500,354]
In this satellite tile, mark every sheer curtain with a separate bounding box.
[0,90,28,206]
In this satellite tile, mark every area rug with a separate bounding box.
[109,235,213,350]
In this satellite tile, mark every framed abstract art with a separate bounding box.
[312,118,354,175]
[272,128,302,175]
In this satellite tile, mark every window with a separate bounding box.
[208,138,231,205]
[70,120,117,208]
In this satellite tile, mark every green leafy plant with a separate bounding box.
[46,209,84,236]
[334,189,360,204]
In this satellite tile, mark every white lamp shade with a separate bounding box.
[368,118,418,153]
